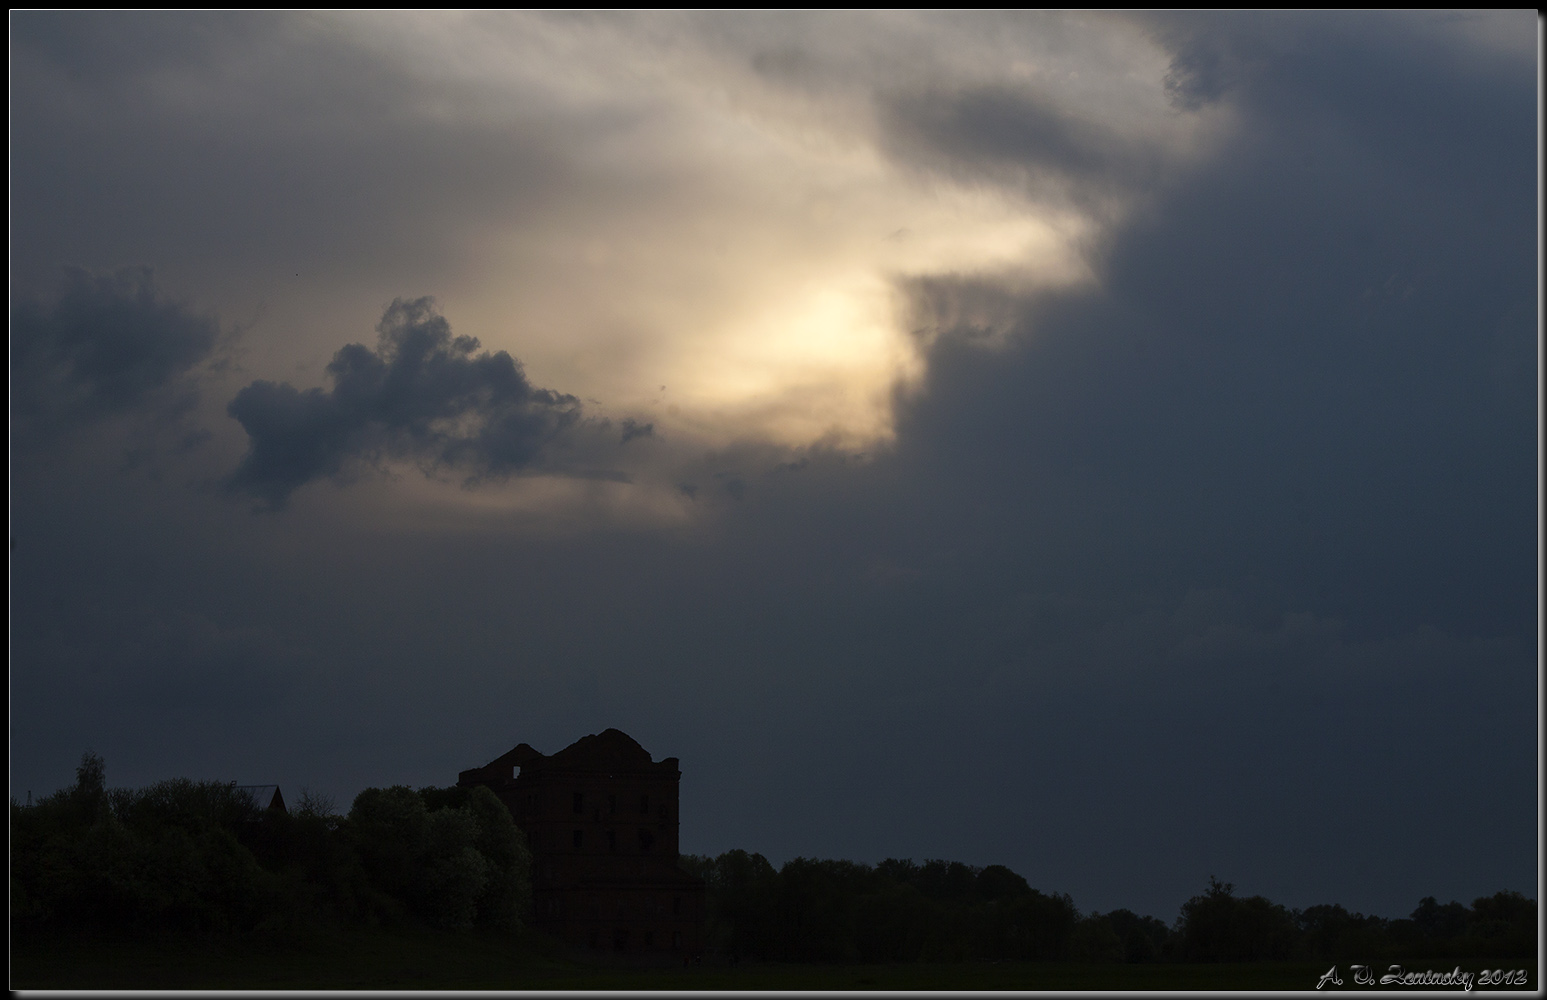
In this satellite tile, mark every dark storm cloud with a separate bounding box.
[886,11,1535,645]
[1142,12,1536,183]
[876,84,1157,203]
[11,266,218,442]
[8,12,1535,925]
[225,298,582,510]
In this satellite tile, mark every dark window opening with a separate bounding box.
[573,792,584,814]
[638,828,655,851]
[673,895,681,915]
[672,930,682,950]
[608,794,616,815]
[639,793,650,814]
[644,929,654,948]
[607,830,617,852]
[572,829,583,848]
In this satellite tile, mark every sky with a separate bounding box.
[9,11,1540,922]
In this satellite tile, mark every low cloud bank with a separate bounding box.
[225,297,583,510]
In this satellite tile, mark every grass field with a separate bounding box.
[10,928,1537,991]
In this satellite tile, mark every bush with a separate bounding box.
[12,754,533,942]
[688,850,1076,963]
[1177,878,1296,962]
[10,759,276,936]
[1466,890,1535,956]
[345,784,531,932]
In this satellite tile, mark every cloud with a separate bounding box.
[886,10,1536,646]
[619,418,653,443]
[10,266,219,442]
[7,12,1536,923]
[10,12,1144,454]
[224,297,582,510]
[878,84,1157,202]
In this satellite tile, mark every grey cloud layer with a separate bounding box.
[9,12,1536,921]
[9,13,571,297]
[888,13,1535,643]
[225,298,582,509]
[11,266,217,442]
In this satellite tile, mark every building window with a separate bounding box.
[672,930,682,951]
[639,793,650,814]
[608,794,616,815]
[572,829,583,848]
[673,895,681,916]
[637,828,654,851]
[644,929,654,948]
[607,830,617,852]
[573,792,584,814]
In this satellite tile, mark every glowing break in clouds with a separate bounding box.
[316,12,1206,452]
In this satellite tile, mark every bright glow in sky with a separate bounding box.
[255,12,1190,454]
[476,182,1095,450]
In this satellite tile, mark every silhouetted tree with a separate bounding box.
[1002,888,1081,959]
[1068,913,1124,963]
[12,755,537,943]
[75,751,106,799]
[1293,903,1392,961]
[687,849,782,959]
[1466,891,1535,957]
[1176,877,1296,962]
[774,857,877,960]
[977,864,1031,902]
[345,784,531,932]
[11,761,274,936]
[1410,895,1470,941]
[1102,908,1172,962]
[853,881,929,961]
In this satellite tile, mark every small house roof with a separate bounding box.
[233,785,286,813]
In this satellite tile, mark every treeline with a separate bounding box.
[680,854,1536,964]
[12,754,1535,964]
[10,753,531,940]
[679,851,1087,962]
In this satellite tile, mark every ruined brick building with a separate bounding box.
[458,729,706,955]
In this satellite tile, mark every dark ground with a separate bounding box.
[9,928,1537,991]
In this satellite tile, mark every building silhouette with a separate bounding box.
[233,785,287,814]
[458,729,706,955]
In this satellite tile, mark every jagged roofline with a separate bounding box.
[483,728,674,772]
[484,743,545,771]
